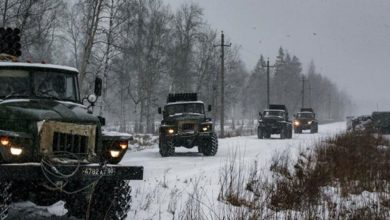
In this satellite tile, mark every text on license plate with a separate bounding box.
[82,167,115,176]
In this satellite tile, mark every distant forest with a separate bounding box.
[0,0,353,133]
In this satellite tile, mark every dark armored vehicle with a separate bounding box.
[257,104,293,139]
[0,29,143,219]
[371,111,390,134]
[158,93,218,157]
[293,108,318,133]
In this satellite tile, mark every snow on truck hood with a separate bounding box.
[0,62,79,73]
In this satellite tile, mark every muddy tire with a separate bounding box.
[87,180,132,220]
[159,136,174,157]
[202,133,218,156]
[0,181,12,220]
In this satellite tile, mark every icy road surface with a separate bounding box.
[8,122,345,219]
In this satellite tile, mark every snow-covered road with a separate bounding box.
[124,122,345,219]
[8,122,345,219]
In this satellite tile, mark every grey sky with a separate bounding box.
[167,0,390,115]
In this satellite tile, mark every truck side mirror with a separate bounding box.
[98,116,106,126]
[94,77,102,97]
[158,107,162,114]
[208,105,212,112]
[259,112,262,117]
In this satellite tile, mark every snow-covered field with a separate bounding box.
[8,122,345,219]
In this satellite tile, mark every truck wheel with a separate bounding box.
[87,180,132,220]
[288,126,293,139]
[264,132,271,139]
[202,133,218,156]
[0,181,12,220]
[257,128,263,139]
[159,136,174,157]
[311,124,318,133]
[280,128,286,139]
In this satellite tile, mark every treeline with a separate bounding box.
[243,48,353,123]
[1,0,352,133]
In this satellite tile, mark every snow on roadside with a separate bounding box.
[124,122,346,219]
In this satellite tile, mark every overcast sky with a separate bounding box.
[167,0,390,115]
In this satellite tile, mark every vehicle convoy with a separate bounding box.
[157,93,218,157]
[0,28,143,220]
[257,104,293,139]
[293,108,318,133]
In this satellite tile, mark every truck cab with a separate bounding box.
[257,104,293,139]
[0,61,143,219]
[293,108,318,133]
[158,93,218,157]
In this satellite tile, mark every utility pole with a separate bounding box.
[262,58,275,107]
[214,31,231,138]
[308,84,312,107]
[301,76,305,108]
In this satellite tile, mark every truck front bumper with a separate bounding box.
[0,163,143,182]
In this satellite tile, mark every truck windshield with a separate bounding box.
[264,111,284,117]
[297,112,314,118]
[0,68,78,102]
[165,103,204,115]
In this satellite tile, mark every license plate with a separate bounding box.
[81,167,115,176]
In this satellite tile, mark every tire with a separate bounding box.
[0,181,12,220]
[87,180,132,220]
[280,128,286,139]
[159,136,175,157]
[264,132,271,139]
[287,126,293,139]
[202,133,218,156]
[311,124,318,134]
[257,128,263,139]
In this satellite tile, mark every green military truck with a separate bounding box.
[257,104,293,139]
[293,108,318,133]
[0,28,143,219]
[157,93,218,157]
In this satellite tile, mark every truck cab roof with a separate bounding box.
[0,62,79,73]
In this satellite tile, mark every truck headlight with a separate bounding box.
[202,127,208,132]
[10,147,23,156]
[168,128,175,134]
[119,141,128,150]
[0,136,10,146]
[294,121,300,126]
[110,150,120,158]
[308,121,312,125]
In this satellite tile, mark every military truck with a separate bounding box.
[257,104,293,139]
[371,112,390,134]
[157,93,218,157]
[0,28,143,219]
[293,108,318,133]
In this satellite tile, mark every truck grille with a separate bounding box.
[39,121,96,156]
[182,123,195,131]
[52,132,88,154]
